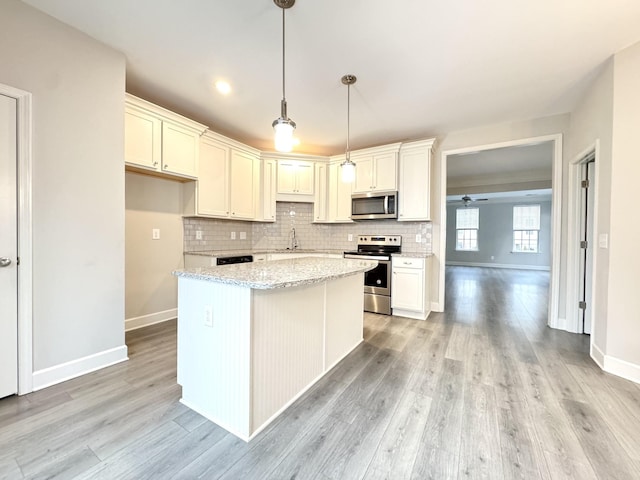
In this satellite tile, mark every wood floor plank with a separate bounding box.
[410,359,465,480]
[364,390,432,480]
[562,398,640,480]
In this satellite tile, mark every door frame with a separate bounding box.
[437,133,563,328]
[566,142,600,334]
[1,83,33,394]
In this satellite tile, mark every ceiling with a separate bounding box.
[446,189,552,205]
[23,0,640,156]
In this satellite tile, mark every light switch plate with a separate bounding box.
[231,232,236,240]
[348,234,353,242]
[195,230,203,240]
[599,233,609,249]
[152,228,160,240]
[415,234,422,243]
[240,231,247,240]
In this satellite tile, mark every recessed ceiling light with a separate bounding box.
[215,81,231,95]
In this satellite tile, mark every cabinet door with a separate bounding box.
[162,122,199,178]
[373,153,398,191]
[328,162,353,222]
[230,150,257,220]
[124,108,161,170]
[262,159,277,222]
[313,163,328,222]
[276,161,297,193]
[398,147,430,221]
[295,162,314,194]
[198,138,229,217]
[352,157,373,193]
[392,266,424,311]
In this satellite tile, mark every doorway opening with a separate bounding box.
[438,134,563,329]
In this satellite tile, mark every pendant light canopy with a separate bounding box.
[272,0,296,152]
[340,74,357,183]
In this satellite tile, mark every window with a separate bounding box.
[513,205,540,253]
[456,207,479,251]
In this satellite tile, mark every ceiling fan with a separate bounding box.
[460,194,488,206]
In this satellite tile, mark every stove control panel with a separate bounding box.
[357,235,402,246]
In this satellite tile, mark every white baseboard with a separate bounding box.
[125,308,177,332]
[550,316,580,333]
[603,354,640,385]
[590,343,640,385]
[431,301,443,313]
[32,345,128,391]
[446,261,550,271]
[591,342,605,369]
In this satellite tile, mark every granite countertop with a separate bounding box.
[173,257,378,290]
[185,249,345,257]
[391,252,434,258]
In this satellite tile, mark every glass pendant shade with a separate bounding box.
[273,117,295,152]
[341,158,356,183]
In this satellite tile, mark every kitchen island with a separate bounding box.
[172,257,377,441]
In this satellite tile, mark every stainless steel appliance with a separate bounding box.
[216,255,253,265]
[344,235,401,314]
[351,191,398,220]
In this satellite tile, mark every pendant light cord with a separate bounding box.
[346,82,351,159]
[281,7,287,117]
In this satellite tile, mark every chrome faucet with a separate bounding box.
[289,227,298,250]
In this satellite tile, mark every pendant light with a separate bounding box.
[272,0,296,152]
[340,74,357,183]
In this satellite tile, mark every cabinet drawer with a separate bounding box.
[393,257,424,269]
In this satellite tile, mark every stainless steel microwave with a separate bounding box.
[351,191,398,220]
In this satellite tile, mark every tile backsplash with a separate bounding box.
[184,202,432,254]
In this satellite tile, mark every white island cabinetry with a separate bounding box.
[173,257,375,441]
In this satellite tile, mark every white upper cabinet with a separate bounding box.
[313,163,328,222]
[124,94,207,180]
[277,160,314,195]
[398,138,435,221]
[260,158,277,222]
[328,159,353,223]
[183,131,261,221]
[197,135,230,217]
[351,144,401,194]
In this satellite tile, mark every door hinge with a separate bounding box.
[580,240,588,249]
[581,179,590,188]
[16,256,20,266]
[578,301,587,310]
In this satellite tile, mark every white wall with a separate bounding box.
[125,173,184,330]
[0,1,126,377]
[446,200,552,269]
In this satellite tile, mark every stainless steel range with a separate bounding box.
[344,235,402,315]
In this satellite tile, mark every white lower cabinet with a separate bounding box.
[391,256,431,320]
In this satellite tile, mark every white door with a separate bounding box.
[0,93,18,398]
[578,159,595,334]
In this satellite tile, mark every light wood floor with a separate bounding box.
[2,266,640,479]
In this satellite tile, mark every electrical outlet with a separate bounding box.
[240,231,247,240]
[348,234,353,242]
[231,231,236,240]
[415,234,421,243]
[152,228,160,240]
[204,305,213,327]
[195,230,203,240]
[491,255,495,260]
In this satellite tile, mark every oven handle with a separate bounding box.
[344,254,389,262]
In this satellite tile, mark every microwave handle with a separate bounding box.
[384,195,389,215]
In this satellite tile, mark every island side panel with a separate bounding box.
[325,273,365,370]
[251,282,326,435]
[177,277,252,440]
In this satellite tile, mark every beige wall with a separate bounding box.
[608,42,640,368]
[0,1,126,370]
[125,173,184,328]
[567,60,614,354]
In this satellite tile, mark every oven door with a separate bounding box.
[345,254,390,295]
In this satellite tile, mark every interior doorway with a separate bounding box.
[0,93,18,399]
[438,134,563,329]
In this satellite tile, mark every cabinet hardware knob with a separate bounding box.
[164,164,168,169]
[153,161,158,166]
